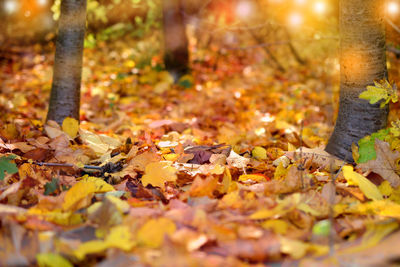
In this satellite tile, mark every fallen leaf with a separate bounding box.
[357,139,400,187]
[136,218,176,248]
[36,253,73,267]
[63,176,114,211]
[62,117,79,139]
[342,165,383,201]
[141,162,177,190]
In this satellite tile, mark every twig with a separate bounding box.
[34,162,102,170]
[246,24,286,72]
[386,18,400,35]
[388,46,400,56]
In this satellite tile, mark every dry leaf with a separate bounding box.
[357,140,400,188]
[141,162,177,190]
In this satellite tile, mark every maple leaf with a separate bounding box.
[0,155,18,180]
[141,162,177,190]
[357,129,389,163]
[357,140,400,188]
[359,79,398,108]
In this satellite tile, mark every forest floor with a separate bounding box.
[1,36,400,266]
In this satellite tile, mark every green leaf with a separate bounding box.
[0,155,18,180]
[44,178,59,196]
[357,129,390,163]
[359,79,398,108]
[312,219,331,236]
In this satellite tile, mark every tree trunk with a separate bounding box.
[162,0,189,80]
[46,0,87,125]
[325,0,388,162]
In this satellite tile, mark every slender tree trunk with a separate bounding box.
[325,0,388,162]
[162,0,189,80]
[46,0,87,125]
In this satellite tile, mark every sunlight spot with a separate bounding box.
[196,85,203,91]
[236,1,254,19]
[234,91,242,99]
[255,127,266,136]
[261,113,275,123]
[288,13,303,27]
[387,1,399,15]
[37,0,48,6]
[313,1,326,14]
[284,127,295,134]
[295,0,307,5]
[4,0,18,14]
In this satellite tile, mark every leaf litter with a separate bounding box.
[0,36,400,266]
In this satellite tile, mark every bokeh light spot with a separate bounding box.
[313,1,326,14]
[387,1,399,15]
[4,0,18,14]
[236,1,254,19]
[288,13,303,27]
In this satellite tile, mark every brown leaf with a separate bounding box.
[285,147,345,171]
[357,139,400,187]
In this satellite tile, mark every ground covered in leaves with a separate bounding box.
[1,36,400,266]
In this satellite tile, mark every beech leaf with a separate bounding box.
[62,117,79,139]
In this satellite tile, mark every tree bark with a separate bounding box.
[325,0,388,162]
[46,0,87,125]
[162,0,189,80]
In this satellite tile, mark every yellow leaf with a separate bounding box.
[221,167,232,193]
[74,225,134,260]
[105,195,130,213]
[74,240,108,260]
[79,129,121,155]
[261,219,289,234]
[280,237,309,259]
[342,166,383,201]
[104,225,135,250]
[280,237,328,259]
[252,146,267,160]
[27,208,83,225]
[80,176,115,193]
[249,208,278,220]
[141,162,177,190]
[136,218,176,248]
[379,181,393,196]
[238,174,268,183]
[210,164,225,175]
[297,203,323,216]
[274,162,288,180]
[339,220,399,255]
[63,176,114,211]
[218,191,242,209]
[287,143,296,151]
[62,117,79,139]
[163,153,178,161]
[250,194,299,220]
[36,253,73,267]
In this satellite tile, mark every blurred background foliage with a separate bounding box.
[0,0,399,75]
